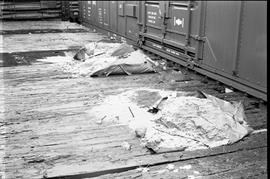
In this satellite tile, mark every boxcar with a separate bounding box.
[78,1,267,101]
[61,0,80,22]
[1,0,61,20]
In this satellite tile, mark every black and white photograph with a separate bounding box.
[0,1,267,178]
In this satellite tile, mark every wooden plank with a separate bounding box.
[46,132,267,178]
[93,147,267,179]
[1,32,105,53]
[1,21,88,31]
[0,28,90,35]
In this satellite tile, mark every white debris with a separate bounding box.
[193,171,200,174]
[187,175,196,179]
[57,42,156,77]
[173,169,179,173]
[36,55,71,64]
[156,169,167,174]
[121,142,131,150]
[179,165,192,170]
[225,88,234,93]
[135,127,147,138]
[251,128,267,134]
[136,167,149,173]
[87,88,252,152]
[166,164,175,171]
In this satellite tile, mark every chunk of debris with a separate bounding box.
[74,42,99,61]
[136,167,150,173]
[179,165,192,170]
[147,96,168,114]
[96,115,106,125]
[156,169,167,174]
[166,164,175,171]
[135,127,147,138]
[121,141,131,150]
[225,88,234,93]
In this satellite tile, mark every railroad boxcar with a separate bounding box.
[1,0,61,20]
[61,0,80,22]
[77,1,266,101]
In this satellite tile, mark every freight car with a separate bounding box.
[77,1,266,101]
[1,0,61,20]
[61,0,79,22]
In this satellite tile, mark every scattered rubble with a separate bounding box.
[121,142,131,151]
[166,164,175,171]
[179,165,192,170]
[136,167,150,173]
[35,41,160,78]
[69,41,158,77]
[225,88,234,93]
[88,87,252,153]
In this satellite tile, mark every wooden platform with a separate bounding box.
[1,20,267,179]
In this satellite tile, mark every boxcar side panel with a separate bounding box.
[202,1,241,75]
[237,1,267,91]
[125,1,140,41]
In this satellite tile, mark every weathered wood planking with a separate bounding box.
[1,20,267,179]
[3,64,267,179]
[1,32,105,53]
[1,21,88,31]
[4,64,265,129]
[92,146,267,179]
[46,132,267,178]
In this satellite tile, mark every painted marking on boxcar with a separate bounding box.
[147,11,158,24]
[174,17,184,28]
[165,47,181,57]
[92,1,96,5]
[98,8,103,24]
[149,42,182,58]
[152,43,163,49]
[148,42,163,50]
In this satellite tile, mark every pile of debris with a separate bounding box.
[88,88,253,153]
[57,41,159,77]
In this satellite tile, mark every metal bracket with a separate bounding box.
[137,35,145,47]
[186,57,199,69]
[194,35,206,42]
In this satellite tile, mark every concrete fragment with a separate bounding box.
[135,127,147,138]
[166,164,175,171]
[136,167,149,173]
[121,141,131,150]
[179,165,192,170]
